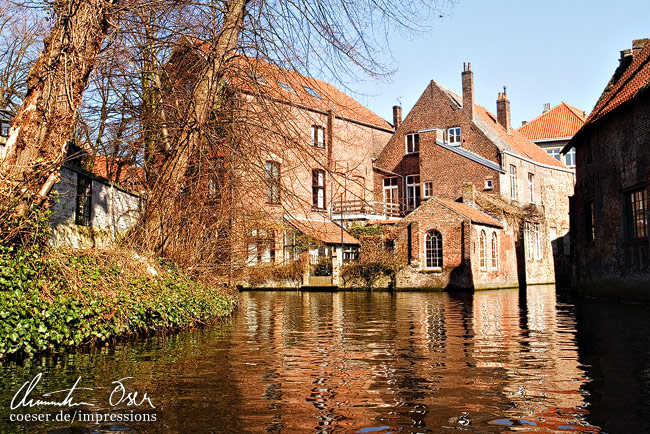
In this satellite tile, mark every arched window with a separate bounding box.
[491,232,498,269]
[479,230,487,269]
[425,230,442,269]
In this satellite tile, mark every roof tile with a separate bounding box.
[518,102,586,141]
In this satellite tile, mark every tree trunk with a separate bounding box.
[144,0,248,247]
[0,0,118,214]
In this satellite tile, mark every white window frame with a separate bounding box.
[448,127,461,144]
[528,173,535,203]
[423,181,434,199]
[383,177,399,205]
[534,223,542,260]
[484,179,494,190]
[510,165,518,200]
[546,148,561,161]
[424,230,443,270]
[405,133,420,154]
[312,125,325,148]
[525,222,533,260]
[406,175,420,210]
[564,147,576,167]
[312,169,326,210]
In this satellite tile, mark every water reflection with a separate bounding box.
[1,287,649,433]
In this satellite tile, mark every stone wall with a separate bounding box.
[50,166,141,249]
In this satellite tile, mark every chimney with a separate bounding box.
[521,120,528,126]
[392,105,402,129]
[462,182,476,205]
[543,103,551,113]
[632,38,650,57]
[496,87,511,132]
[462,62,474,120]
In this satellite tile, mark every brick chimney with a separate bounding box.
[392,105,402,129]
[496,87,511,132]
[462,62,474,120]
[462,182,476,205]
[633,38,650,57]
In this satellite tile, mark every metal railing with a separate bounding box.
[332,200,401,219]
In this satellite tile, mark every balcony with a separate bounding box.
[332,199,401,221]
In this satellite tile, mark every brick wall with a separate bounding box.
[570,92,650,297]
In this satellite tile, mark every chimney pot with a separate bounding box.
[392,105,402,129]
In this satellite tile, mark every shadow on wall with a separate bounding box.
[552,231,572,286]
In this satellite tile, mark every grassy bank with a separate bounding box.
[0,244,236,358]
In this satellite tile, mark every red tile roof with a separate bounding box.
[286,217,360,245]
[474,105,568,169]
[434,198,503,228]
[186,38,392,131]
[517,102,586,141]
[586,41,650,125]
[93,155,145,190]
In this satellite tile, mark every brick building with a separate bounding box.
[374,64,574,289]
[563,39,650,300]
[519,102,586,169]
[166,40,394,285]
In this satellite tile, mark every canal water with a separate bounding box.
[1,286,650,433]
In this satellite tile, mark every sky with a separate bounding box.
[346,0,650,128]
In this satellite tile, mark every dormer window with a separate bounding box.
[312,125,325,148]
[0,121,9,137]
[279,82,294,93]
[448,127,461,144]
[248,72,266,85]
[303,86,321,98]
[405,133,419,154]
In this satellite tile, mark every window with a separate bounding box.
[405,133,420,154]
[448,127,461,144]
[425,230,443,269]
[0,121,9,138]
[564,147,576,167]
[534,223,542,260]
[406,175,420,210]
[265,161,280,204]
[585,201,594,242]
[75,175,92,226]
[509,165,518,200]
[248,229,275,265]
[491,233,498,269]
[528,173,535,203]
[343,246,360,263]
[303,86,321,98]
[423,181,434,199]
[279,82,294,93]
[248,72,266,85]
[626,188,648,240]
[546,148,561,161]
[525,222,533,260]
[383,177,399,205]
[312,169,326,209]
[312,125,325,148]
[479,230,487,269]
[484,179,494,190]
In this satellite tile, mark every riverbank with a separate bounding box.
[0,245,236,359]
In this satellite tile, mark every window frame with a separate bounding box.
[312,125,325,148]
[75,174,92,226]
[423,181,434,199]
[479,230,487,270]
[564,147,576,167]
[509,165,518,200]
[491,232,498,269]
[534,222,542,260]
[312,168,326,210]
[383,177,399,205]
[405,174,421,210]
[405,133,420,154]
[0,120,9,138]
[265,161,281,204]
[424,230,443,270]
[447,127,461,145]
[626,188,648,241]
[528,172,535,203]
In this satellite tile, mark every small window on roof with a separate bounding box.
[248,72,266,85]
[279,82,294,93]
[303,86,321,98]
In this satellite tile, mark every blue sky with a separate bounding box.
[350,0,650,127]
